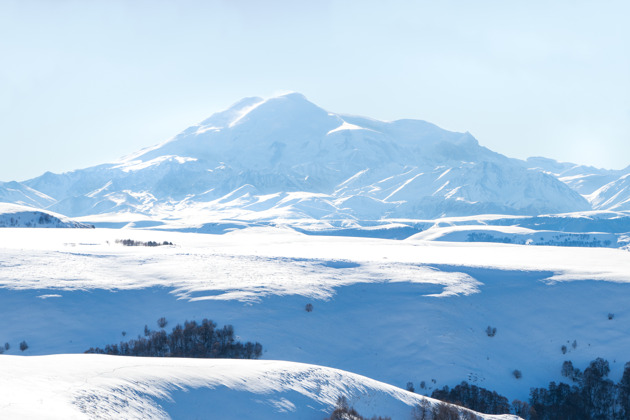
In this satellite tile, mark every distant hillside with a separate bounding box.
[0,181,55,209]
[0,203,93,228]
[524,157,630,211]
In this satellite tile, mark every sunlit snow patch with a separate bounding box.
[115,155,198,172]
[327,121,366,135]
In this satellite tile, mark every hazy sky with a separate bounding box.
[1,0,628,181]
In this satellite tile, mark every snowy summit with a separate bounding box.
[2,93,597,220]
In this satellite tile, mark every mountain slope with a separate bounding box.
[588,173,630,211]
[0,203,93,228]
[524,157,630,211]
[0,181,56,209]
[19,93,590,219]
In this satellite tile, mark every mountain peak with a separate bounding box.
[197,92,324,131]
[237,92,327,121]
[14,93,599,218]
[198,96,265,129]
[275,91,308,101]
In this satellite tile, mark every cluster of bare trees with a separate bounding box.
[85,318,262,359]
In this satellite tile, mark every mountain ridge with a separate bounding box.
[3,93,626,219]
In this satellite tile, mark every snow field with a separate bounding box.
[0,355,520,419]
[0,227,628,411]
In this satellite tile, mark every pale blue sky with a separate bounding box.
[1,0,628,181]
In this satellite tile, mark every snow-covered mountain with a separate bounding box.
[0,203,93,228]
[586,174,630,211]
[15,93,591,219]
[523,157,630,212]
[0,181,55,209]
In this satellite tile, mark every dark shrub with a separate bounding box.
[431,381,510,414]
[432,403,461,420]
[157,317,168,329]
[324,396,391,420]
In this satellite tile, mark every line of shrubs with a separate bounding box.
[115,239,173,247]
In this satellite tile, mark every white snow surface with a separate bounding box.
[1,227,630,416]
[524,157,630,211]
[1,227,628,296]
[410,224,625,248]
[0,355,515,420]
[0,182,55,209]
[587,173,630,211]
[0,228,482,300]
[114,155,198,172]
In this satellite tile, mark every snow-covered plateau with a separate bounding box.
[0,227,629,418]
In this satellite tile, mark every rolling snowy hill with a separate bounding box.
[9,93,591,220]
[0,355,519,420]
[0,203,93,228]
